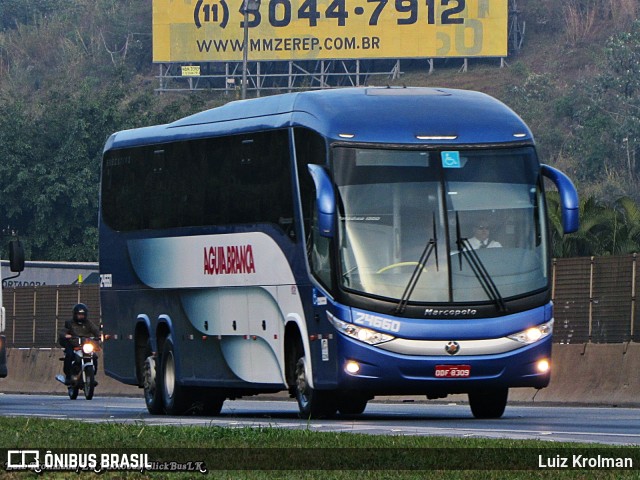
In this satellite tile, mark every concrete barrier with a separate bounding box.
[509,343,640,406]
[1,344,638,406]
[2,348,139,396]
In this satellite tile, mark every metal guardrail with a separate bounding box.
[3,254,640,347]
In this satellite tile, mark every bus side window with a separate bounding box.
[144,149,169,229]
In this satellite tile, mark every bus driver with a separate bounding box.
[468,221,502,249]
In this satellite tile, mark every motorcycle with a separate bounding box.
[55,336,100,400]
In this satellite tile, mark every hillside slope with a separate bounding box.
[0,0,638,260]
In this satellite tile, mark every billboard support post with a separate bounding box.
[241,4,248,99]
[241,0,261,99]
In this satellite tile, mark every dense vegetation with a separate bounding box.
[0,0,639,260]
[0,0,216,261]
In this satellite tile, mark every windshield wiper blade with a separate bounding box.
[395,212,439,315]
[455,212,507,313]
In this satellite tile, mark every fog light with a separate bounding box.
[345,361,360,374]
[537,359,550,373]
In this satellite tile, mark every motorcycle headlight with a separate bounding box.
[82,342,95,354]
[328,313,394,345]
[508,319,554,345]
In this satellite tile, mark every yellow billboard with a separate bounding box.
[153,0,507,62]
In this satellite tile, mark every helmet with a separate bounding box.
[72,303,88,323]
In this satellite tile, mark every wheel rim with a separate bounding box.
[164,351,176,399]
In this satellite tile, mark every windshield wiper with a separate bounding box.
[455,212,507,313]
[342,265,358,286]
[395,213,439,314]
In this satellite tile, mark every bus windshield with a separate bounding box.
[332,146,548,305]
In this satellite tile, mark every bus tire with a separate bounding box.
[294,355,336,419]
[469,388,508,419]
[200,395,225,416]
[143,354,163,415]
[193,389,225,416]
[161,338,191,415]
[336,393,368,415]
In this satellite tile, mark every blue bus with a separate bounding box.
[99,87,578,418]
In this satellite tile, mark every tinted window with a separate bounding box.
[101,130,293,231]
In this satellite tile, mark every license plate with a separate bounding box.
[435,365,471,378]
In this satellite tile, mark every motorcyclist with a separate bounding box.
[58,303,100,385]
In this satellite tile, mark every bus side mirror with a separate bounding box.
[308,164,336,238]
[8,239,25,273]
[541,164,579,234]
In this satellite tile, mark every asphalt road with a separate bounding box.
[1,394,638,445]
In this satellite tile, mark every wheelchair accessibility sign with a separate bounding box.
[441,151,461,168]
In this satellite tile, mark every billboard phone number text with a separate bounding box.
[194,0,470,30]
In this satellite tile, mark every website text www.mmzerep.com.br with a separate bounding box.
[195,35,381,54]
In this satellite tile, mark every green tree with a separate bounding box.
[608,197,640,255]
[557,20,640,194]
[0,0,70,31]
[547,193,640,257]
[547,192,611,257]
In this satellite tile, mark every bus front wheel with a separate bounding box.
[336,393,369,415]
[294,356,336,419]
[468,388,508,419]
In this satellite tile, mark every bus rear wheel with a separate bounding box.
[294,356,336,419]
[161,338,192,415]
[468,388,508,419]
[143,354,163,414]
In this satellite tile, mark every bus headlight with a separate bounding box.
[328,314,394,345]
[508,320,553,345]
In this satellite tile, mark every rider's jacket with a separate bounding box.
[58,320,100,348]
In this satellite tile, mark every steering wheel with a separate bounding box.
[376,261,426,274]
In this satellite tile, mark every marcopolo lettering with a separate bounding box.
[424,308,478,317]
[204,245,256,275]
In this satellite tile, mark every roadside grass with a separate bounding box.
[0,417,637,479]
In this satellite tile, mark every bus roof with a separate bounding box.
[104,87,533,151]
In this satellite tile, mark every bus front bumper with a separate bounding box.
[329,333,552,395]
